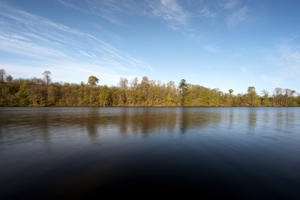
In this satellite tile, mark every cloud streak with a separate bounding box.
[262,39,300,92]
[222,0,239,10]
[0,2,151,84]
[58,0,250,32]
[227,6,248,28]
[278,43,300,77]
[150,0,189,28]
[198,6,217,18]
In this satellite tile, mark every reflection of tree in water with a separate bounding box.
[179,108,221,134]
[39,110,50,143]
[180,108,188,134]
[139,109,151,137]
[121,108,178,138]
[86,115,98,140]
[274,109,296,131]
[228,110,234,129]
[285,109,295,128]
[248,109,257,133]
[276,109,284,130]
[1,108,300,144]
[166,110,177,133]
[118,108,128,137]
[263,110,269,128]
[0,108,225,142]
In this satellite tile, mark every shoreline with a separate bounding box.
[1,106,299,108]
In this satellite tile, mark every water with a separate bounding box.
[0,107,300,199]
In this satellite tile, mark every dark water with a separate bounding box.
[0,107,300,199]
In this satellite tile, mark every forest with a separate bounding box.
[0,69,299,107]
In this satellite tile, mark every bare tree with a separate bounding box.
[43,70,51,86]
[0,69,6,83]
[119,77,128,89]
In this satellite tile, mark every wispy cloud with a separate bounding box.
[198,6,217,18]
[263,38,300,91]
[58,0,250,33]
[0,2,151,84]
[57,0,83,12]
[85,0,136,25]
[261,75,283,88]
[227,6,248,28]
[59,0,190,30]
[222,0,239,10]
[0,34,66,58]
[59,0,149,25]
[278,42,300,77]
[56,0,252,62]
[204,44,219,53]
[266,40,300,78]
[150,0,189,28]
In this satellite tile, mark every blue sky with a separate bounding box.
[0,0,300,94]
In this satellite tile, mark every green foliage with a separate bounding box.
[88,76,99,86]
[179,79,188,106]
[0,69,299,107]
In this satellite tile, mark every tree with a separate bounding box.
[179,79,188,106]
[228,89,234,106]
[42,70,51,106]
[119,78,128,105]
[274,88,283,106]
[129,77,139,105]
[261,90,271,106]
[284,89,297,106]
[0,69,6,83]
[247,86,257,106]
[0,70,299,107]
[88,76,99,86]
[43,70,51,86]
[6,75,13,82]
[140,76,150,104]
[119,77,128,89]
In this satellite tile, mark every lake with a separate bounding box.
[0,107,300,199]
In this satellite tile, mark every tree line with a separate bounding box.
[0,69,299,107]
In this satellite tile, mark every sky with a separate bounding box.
[0,0,300,94]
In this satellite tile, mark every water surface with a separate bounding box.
[1,107,300,199]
